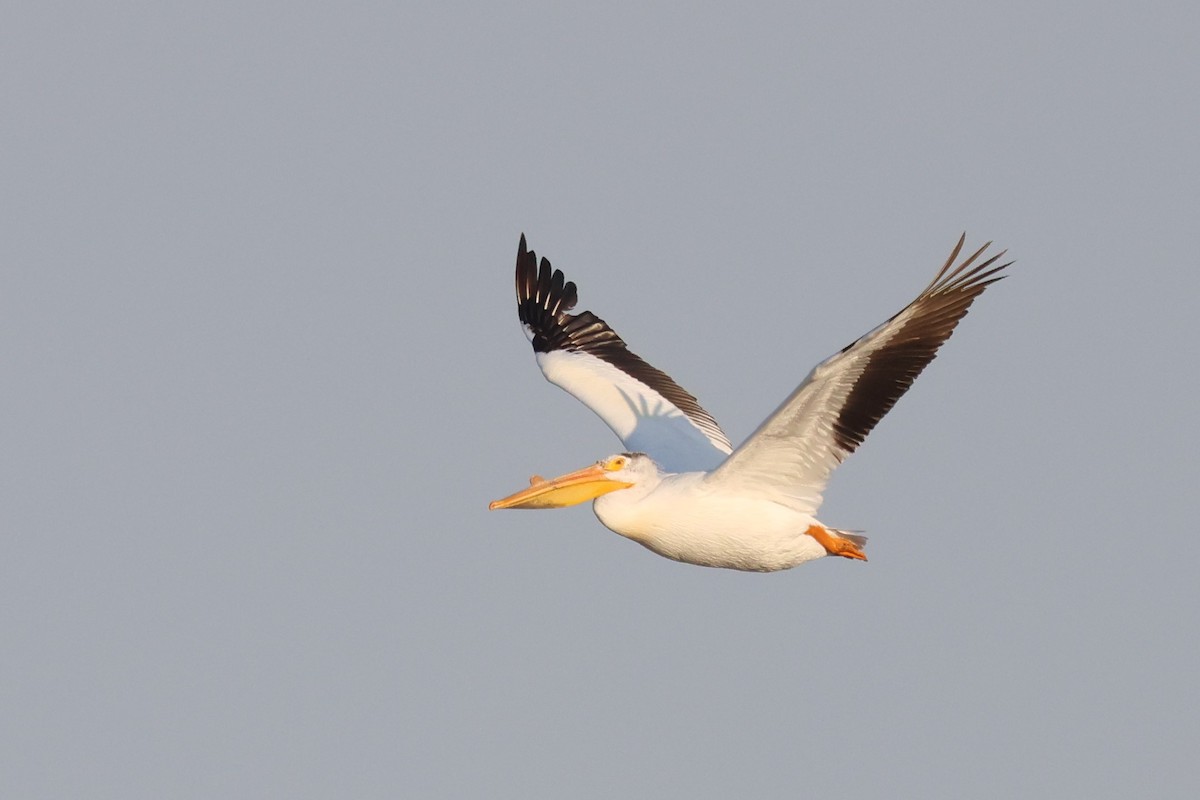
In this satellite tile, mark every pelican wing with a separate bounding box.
[514,234,733,473]
[705,235,1011,512]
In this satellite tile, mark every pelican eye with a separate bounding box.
[605,456,627,472]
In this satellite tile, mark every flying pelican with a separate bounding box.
[490,234,1011,571]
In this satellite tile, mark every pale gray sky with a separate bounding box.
[3,2,1198,798]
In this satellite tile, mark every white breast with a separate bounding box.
[592,473,828,572]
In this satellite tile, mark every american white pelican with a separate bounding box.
[490,234,1011,571]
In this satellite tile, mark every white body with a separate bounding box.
[594,471,826,571]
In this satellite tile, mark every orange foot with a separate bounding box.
[806,525,868,562]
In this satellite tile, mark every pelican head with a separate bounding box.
[489,452,659,510]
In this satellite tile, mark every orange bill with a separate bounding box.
[489,462,632,510]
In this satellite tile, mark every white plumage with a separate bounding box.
[490,234,1011,572]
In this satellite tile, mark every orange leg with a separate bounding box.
[806,525,867,561]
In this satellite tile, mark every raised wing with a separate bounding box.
[704,235,1011,512]
[514,234,733,473]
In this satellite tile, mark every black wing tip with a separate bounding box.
[516,233,535,276]
[925,235,1015,296]
[517,233,533,267]
[514,234,584,348]
[830,235,1014,454]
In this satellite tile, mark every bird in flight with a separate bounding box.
[490,234,1011,571]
